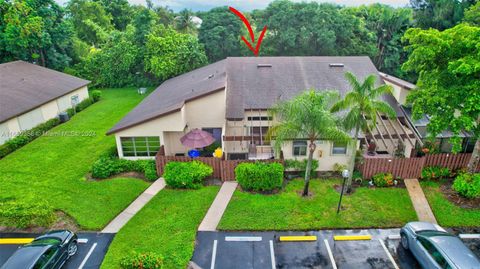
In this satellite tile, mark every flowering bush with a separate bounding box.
[372,172,394,187]
[421,166,450,180]
[452,173,480,199]
[120,252,163,269]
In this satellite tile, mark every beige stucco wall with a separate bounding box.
[114,89,226,159]
[56,86,89,112]
[0,86,90,145]
[384,80,409,105]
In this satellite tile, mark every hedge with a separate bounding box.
[235,162,284,192]
[91,155,158,181]
[163,161,213,189]
[421,166,450,180]
[0,91,101,159]
[452,173,480,199]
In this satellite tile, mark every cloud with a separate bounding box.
[56,0,410,11]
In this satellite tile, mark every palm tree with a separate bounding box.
[269,90,350,196]
[174,9,197,34]
[331,72,396,191]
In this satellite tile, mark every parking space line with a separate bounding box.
[210,240,217,269]
[323,239,337,269]
[279,236,317,242]
[225,236,262,242]
[77,238,89,244]
[78,242,97,269]
[459,234,480,239]
[378,239,399,269]
[388,234,401,240]
[333,235,371,241]
[0,238,34,244]
[269,240,276,269]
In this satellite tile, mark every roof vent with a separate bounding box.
[257,64,272,68]
[329,63,344,67]
[208,74,214,79]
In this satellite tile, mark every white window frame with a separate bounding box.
[293,140,307,156]
[120,136,161,157]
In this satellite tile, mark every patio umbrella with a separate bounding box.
[180,128,215,149]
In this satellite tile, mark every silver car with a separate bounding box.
[401,222,480,269]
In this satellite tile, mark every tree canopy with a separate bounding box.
[402,23,480,170]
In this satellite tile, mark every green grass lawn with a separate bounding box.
[422,181,480,227]
[219,179,417,230]
[0,88,151,230]
[101,186,219,269]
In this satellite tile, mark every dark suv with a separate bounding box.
[1,230,78,269]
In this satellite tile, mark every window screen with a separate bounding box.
[120,136,160,157]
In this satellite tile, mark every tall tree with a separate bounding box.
[198,6,243,62]
[464,1,480,26]
[269,90,350,196]
[331,73,396,191]
[97,0,133,31]
[256,0,377,57]
[402,23,480,172]
[144,26,207,81]
[0,0,73,69]
[66,0,113,46]
[347,4,412,78]
[174,9,197,34]
[410,0,475,30]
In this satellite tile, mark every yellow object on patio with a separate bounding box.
[213,147,223,158]
[279,236,317,242]
[333,235,372,241]
[0,238,34,244]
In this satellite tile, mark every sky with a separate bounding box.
[56,0,411,11]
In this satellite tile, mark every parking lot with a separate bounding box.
[0,232,114,269]
[191,229,480,269]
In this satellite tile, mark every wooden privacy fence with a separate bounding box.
[155,155,283,181]
[359,153,479,179]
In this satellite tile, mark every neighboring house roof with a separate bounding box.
[379,72,415,90]
[108,56,402,134]
[0,61,90,123]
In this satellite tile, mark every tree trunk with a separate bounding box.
[303,140,316,196]
[346,126,360,193]
[467,138,480,173]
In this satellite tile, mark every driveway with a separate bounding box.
[191,229,480,269]
[0,232,114,269]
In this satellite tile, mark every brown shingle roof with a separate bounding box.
[0,61,90,123]
[107,59,227,134]
[108,56,402,134]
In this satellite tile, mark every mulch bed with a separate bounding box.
[85,171,147,181]
[439,183,480,209]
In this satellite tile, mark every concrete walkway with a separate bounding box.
[404,178,437,224]
[198,181,238,231]
[102,178,166,233]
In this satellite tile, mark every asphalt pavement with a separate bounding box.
[0,232,114,269]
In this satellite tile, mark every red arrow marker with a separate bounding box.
[229,7,267,56]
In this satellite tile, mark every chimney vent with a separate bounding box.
[329,63,344,67]
[257,64,272,68]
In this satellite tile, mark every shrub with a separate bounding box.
[0,118,60,159]
[91,90,102,102]
[91,155,158,181]
[235,162,284,192]
[421,166,450,180]
[120,252,164,269]
[284,159,318,177]
[163,161,213,189]
[333,163,347,174]
[144,161,158,181]
[452,173,480,199]
[0,197,56,228]
[372,172,394,187]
